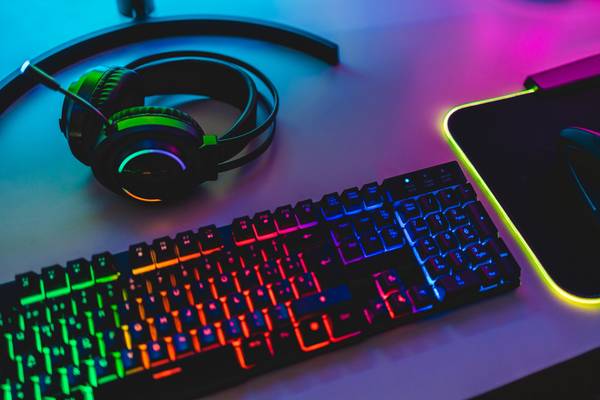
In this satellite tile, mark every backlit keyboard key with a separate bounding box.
[456,183,476,203]
[125,322,150,347]
[174,231,200,261]
[325,308,363,341]
[217,250,243,274]
[197,225,223,254]
[253,211,278,240]
[370,205,396,230]
[385,292,412,319]
[189,280,213,304]
[177,307,201,331]
[436,231,459,254]
[296,317,329,351]
[153,313,176,337]
[352,213,376,234]
[435,270,481,302]
[172,333,194,359]
[120,348,143,374]
[381,226,405,250]
[294,200,319,228]
[225,293,249,316]
[446,250,469,271]
[406,285,435,312]
[274,205,298,233]
[16,272,44,305]
[396,199,421,225]
[222,317,244,342]
[266,304,291,330]
[337,239,364,265]
[145,340,170,366]
[258,261,282,285]
[320,193,344,220]
[406,218,429,242]
[437,188,460,210]
[91,252,119,283]
[270,280,294,303]
[245,311,268,335]
[152,237,177,268]
[426,213,448,235]
[195,325,220,350]
[360,231,384,256]
[464,201,497,239]
[465,243,492,267]
[330,218,355,245]
[237,268,260,291]
[237,335,273,369]
[445,207,468,228]
[249,286,273,311]
[66,259,94,291]
[341,187,362,214]
[360,182,383,209]
[238,244,263,268]
[414,237,439,262]
[424,256,450,281]
[477,262,502,288]
[291,273,320,298]
[373,270,403,298]
[278,255,305,278]
[232,216,256,245]
[418,194,440,215]
[202,300,225,323]
[129,243,154,275]
[455,225,479,248]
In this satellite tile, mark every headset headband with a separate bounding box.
[0,15,339,115]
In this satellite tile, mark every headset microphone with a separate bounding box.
[21,60,109,124]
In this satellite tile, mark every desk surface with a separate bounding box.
[2,1,600,399]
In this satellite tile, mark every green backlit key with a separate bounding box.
[16,272,45,305]
[92,253,119,284]
[42,265,70,298]
[66,259,94,291]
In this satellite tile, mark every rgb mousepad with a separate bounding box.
[445,82,600,299]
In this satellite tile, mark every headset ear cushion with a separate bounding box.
[91,67,144,116]
[108,105,204,137]
[62,66,144,165]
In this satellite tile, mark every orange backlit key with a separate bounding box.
[296,317,329,351]
[152,237,178,268]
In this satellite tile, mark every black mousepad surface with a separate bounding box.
[445,83,600,299]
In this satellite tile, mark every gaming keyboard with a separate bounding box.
[1,161,520,400]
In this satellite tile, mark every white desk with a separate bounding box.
[2,1,600,398]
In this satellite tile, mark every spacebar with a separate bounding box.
[95,346,244,400]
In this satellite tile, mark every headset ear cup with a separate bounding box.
[91,106,209,202]
[61,67,144,165]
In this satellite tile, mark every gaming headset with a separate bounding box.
[1,14,339,203]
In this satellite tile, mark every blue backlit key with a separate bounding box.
[396,199,420,225]
[320,193,344,220]
[172,333,194,358]
[338,239,364,265]
[406,218,429,242]
[424,256,450,281]
[360,231,384,256]
[360,182,383,209]
[371,206,396,230]
[437,187,460,210]
[381,226,405,250]
[341,187,363,214]
[196,324,220,350]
